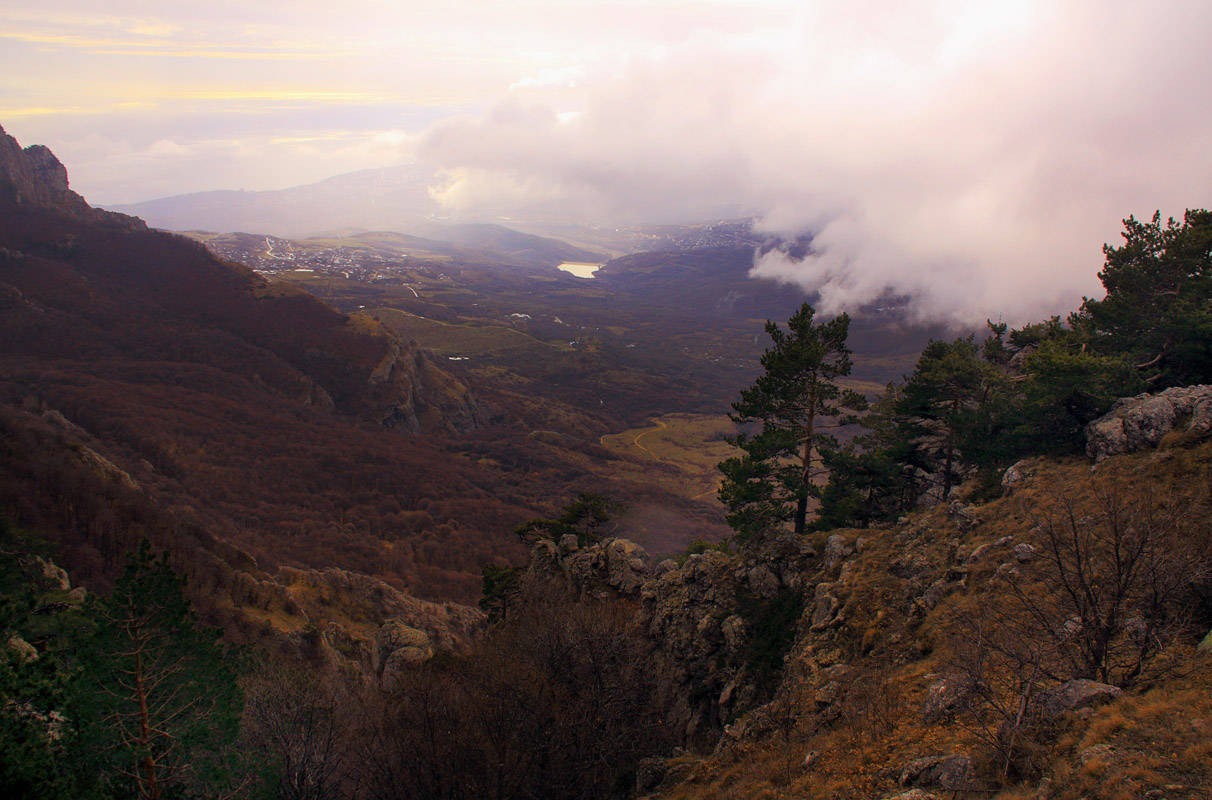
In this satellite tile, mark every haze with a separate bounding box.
[3,0,1210,323]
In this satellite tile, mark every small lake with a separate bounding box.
[557,262,603,279]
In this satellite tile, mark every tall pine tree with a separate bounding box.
[719,302,865,538]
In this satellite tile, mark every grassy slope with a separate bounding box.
[655,440,1212,800]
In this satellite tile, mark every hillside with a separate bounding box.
[0,128,557,600]
[0,126,738,611]
[508,424,1212,800]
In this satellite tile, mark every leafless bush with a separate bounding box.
[241,662,360,800]
[947,471,1210,778]
[1009,472,1208,686]
[840,669,906,745]
[358,582,678,800]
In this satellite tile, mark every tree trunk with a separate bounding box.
[795,383,819,534]
[941,396,959,500]
[134,631,162,800]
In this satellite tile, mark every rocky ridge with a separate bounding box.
[521,418,1212,799]
[0,123,144,231]
[368,339,483,433]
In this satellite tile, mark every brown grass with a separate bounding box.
[649,441,1212,800]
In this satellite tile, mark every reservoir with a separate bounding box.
[557,261,603,279]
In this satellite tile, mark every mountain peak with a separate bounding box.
[0,123,144,230]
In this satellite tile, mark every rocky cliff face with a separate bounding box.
[207,555,486,682]
[526,531,815,743]
[368,339,483,434]
[0,124,144,230]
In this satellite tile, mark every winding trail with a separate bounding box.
[600,415,726,503]
[630,419,667,459]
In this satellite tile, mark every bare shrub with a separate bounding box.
[357,581,678,800]
[947,470,1211,779]
[241,662,360,800]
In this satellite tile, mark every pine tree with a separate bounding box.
[895,336,1006,501]
[79,541,242,800]
[718,302,865,538]
[1081,209,1212,386]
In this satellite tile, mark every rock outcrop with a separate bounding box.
[373,620,434,682]
[369,339,482,434]
[528,535,653,597]
[1086,385,1212,462]
[276,566,484,655]
[0,123,145,230]
[1036,679,1123,716]
[899,754,976,791]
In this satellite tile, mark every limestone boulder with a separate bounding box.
[1086,385,1212,462]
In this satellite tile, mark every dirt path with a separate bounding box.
[631,419,667,458]
[599,416,725,503]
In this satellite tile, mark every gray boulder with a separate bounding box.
[1001,459,1035,493]
[374,620,433,682]
[1086,385,1212,462]
[746,564,780,598]
[1037,679,1122,716]
[824,534,855,571]
[899,754,975,790]
[922,674,972,723]
[602,538,651,594]
[809,582,843,630]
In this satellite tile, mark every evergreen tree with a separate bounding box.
[896,336,1007,501]
[1080,209,1212,387]
[512,493,622,547]
[1011,338,1141,455]
[718,302,865,538]
[79,541,242,800]
[815,385,925,529]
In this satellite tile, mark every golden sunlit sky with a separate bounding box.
[2,0,797,203]
[3,0,1211,321]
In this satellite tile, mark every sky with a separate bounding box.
[3,0,1211,323]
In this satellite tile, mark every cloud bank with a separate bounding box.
[419,1,1212,323]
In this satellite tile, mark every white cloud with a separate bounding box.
[417,0,1212,324]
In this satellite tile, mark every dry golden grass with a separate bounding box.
[649,441,1212,800]
[369,306,566,355]
[599,413,738,501]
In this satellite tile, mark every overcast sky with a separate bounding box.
[3,0,1210,322]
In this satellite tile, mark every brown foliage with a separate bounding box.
[358,583,679,800]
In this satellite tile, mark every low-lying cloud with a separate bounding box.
[419,0,1212,324]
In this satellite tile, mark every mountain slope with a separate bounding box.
[0,126,544,604]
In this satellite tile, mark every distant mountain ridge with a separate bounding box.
[105,163,443,238]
